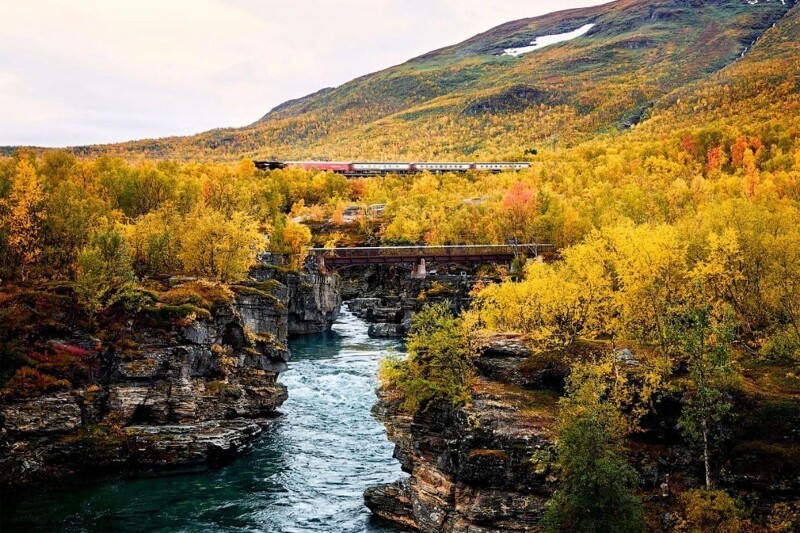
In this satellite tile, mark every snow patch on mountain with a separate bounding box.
[501,23,595,57]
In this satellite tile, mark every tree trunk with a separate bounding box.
[702,418,712,490]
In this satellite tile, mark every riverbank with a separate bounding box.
[0,260,340,490]
[1,311,404,532]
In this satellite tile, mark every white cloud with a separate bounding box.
[0,73,69,124]
[0,0,610,147]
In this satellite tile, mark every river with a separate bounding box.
[2,310,405,532]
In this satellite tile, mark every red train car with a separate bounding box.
[283,161,352,173]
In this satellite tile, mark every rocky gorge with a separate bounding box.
[0,258,340,488]
[343,263,497,338]
[365,332,800,531]
[0,257,477,492]
[3,258,798,531]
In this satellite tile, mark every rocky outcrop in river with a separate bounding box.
[344,264,495,338]
[365,334,559,531]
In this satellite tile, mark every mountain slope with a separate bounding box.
[642,0,800,135]
[82,0,796,161]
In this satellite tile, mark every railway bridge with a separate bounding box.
[308,244,553,278]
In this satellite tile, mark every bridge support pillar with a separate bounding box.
[411,258,427,279]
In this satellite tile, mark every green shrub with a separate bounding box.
[114,286,157,314]
[760,328,800,365]
[378,303,473,412]
[543,359,645,533]
[676,489,743,533]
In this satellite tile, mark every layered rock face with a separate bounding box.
[344,264,492,338]
[0,264,342,488]
[366,334,800,531]
[251,255,341,335]
[365,335,560,532]
[283,268,341,335]
[0,289,286,487]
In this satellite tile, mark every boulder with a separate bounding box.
[126,420,263,467]
[368,323,407,338]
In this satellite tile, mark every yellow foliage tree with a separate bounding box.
[179,207,264,282]
[2,160,47,282]
[282,219,312,270]
[605,223,689,357]
[125,206,182,278]
[471,230,616,350]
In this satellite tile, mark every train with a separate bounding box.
[252,160,531,176]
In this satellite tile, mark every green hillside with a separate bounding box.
[71,0,795,161]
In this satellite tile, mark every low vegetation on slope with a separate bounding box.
[2,1,800,529]
[65,0,794,161]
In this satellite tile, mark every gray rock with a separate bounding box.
[1,393,82,435]
[126,420,263,467]
[368,323,407,338]
[108,383,171,424]
[234,289,289,341]
[284,269,342,335]
[348,298,382,316]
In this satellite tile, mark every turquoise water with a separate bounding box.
[1,311,405,532]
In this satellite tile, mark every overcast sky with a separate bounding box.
[1,0,610,147]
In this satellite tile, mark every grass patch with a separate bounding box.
[158,280,233,313]
[60,422,129,461]
[738,395,800,438]
[230,284,286,309]
[468,449,509,461]
[728,440,800,478]
[205,380,241,398]
[141,303,212,329]
[744,363,800,397]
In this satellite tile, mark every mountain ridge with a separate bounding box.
[4,0,797,161]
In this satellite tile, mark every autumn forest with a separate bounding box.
[2,0,800,531]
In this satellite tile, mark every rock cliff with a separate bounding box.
[343,264,495,338]
[366,334,800,531]
[365,334,559,531]
[0,263,342,488]
[251,255,341,336]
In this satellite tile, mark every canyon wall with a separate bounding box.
[366,335,800,531]
[0,262,341,488]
